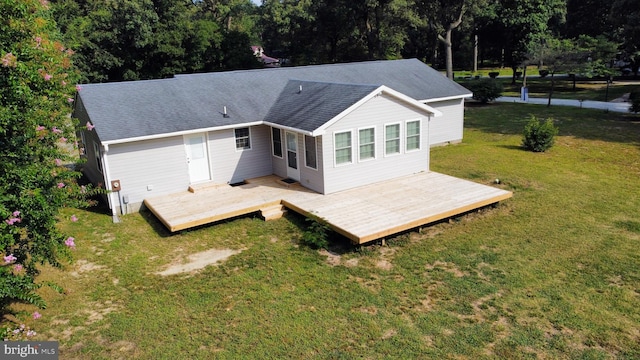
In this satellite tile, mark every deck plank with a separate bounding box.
[144,172,512,243]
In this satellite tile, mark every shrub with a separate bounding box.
[522,116,559,152]
[630,98,640,114]
[488,72,499,78]
[539,69,549,78]
[466,78,503,103]
[301,215,331,249]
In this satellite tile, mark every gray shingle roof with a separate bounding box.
[265,80,380,132]
[76,59,470,143]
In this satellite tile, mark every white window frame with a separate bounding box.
[358,126,376,162]
[384,122,401,157]
[405,119,421,152]
[304,135,318,170]
[271,127,283,158]
[334,130,353,166]
[234,127,251,151]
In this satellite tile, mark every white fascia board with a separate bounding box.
[101,121,264,146]
[422,93,473,103]
[262,122,314,136]
[311,85,443,136]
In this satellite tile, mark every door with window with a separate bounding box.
[285,132,300,181]
[184,133,211,183]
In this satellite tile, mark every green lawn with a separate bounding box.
[6,104,640,359]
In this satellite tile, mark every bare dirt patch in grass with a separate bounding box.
[319,249,341,266]
[425,260,468,277]
[70,260,107,277]
[155,248,244,276]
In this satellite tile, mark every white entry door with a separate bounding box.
[184,134,211,183]
[285,132,300,181]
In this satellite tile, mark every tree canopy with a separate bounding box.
[39,0,638,80]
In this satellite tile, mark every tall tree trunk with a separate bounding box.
[473,34,478,73]
[547,72,555,107]
[437,5,465,80]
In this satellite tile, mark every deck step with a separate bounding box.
[188,182,229,193]
[260,204,287,221]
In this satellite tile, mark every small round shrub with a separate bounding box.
[466,78,504,103]
[522,116,559,152]
[301,216,331,249]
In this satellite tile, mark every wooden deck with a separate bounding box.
[144,172,512,244]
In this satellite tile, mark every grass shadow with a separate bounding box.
[497,144,526,151]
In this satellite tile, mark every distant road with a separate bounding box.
[494,96,632,113]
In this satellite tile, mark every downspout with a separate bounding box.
[101,143,120,223]
[427,115,431,172]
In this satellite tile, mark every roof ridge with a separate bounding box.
[175,58,418,78]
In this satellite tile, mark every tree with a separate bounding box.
[563,0,614,39]
[415,0,481,79]
[527,36,586,106]
[495,0,567,84]
[1,0,98,314]
[611,0,640,75]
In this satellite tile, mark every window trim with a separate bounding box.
[234,127,251,151]
[405,119,422,152]
[384,122,402,157]
[271,127,283,158]
[93,141,103,173]
[334,130,353,166]
[304,135,318,170]
[358,126,376,162]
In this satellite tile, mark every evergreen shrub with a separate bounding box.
[522,116,559,152]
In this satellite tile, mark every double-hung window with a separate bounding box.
[304,135,317,169]
[359,127,375,161]
[406,120,421,151]
[334,131,352,165]
[272,128,283,157]
[235,127,251,150]
[385,124,400,155]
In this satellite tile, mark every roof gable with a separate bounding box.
[265,81,442,135]
[264,81,380,133]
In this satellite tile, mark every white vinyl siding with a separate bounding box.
[210,126,272,184]
[358,127,375,161]
[406,120,421,151]
[424,98,464,146]
[322,93,430,194]
[272,127,283,158]
[385,123,401,156]
[304,135,317,169]
[107,136,190,209]
[235,127,251,150]
[334,131,352,165]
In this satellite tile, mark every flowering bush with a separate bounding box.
[1,0,100,314]
[1,324,37,341]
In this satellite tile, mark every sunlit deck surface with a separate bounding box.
[144,172,512,244]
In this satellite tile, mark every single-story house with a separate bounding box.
[73,59,473,219]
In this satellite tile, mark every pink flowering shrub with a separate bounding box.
[1,0,102,315]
